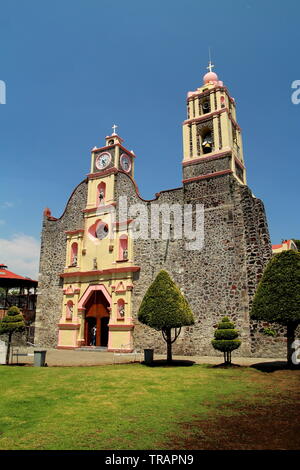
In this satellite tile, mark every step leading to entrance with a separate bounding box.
[77,347,108,352]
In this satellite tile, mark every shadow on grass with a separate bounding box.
[211,363,241,369]
[251,361,300,373]
[0,363,30,367]
[142,359,195,367]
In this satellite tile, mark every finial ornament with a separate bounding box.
[207,47,215,73]
[207,60,215,73]
[112,124,118,135]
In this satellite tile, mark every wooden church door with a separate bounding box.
[84,291,110,347]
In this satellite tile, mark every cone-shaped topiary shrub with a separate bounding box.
[0,306,25,364]
[138,270,194,363]
[251,250,300,366]
[211,316,241,365]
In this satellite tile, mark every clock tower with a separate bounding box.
[56,125,138,351]
[182,62,246,185]
[90,125,135,177]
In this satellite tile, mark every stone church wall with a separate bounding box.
[114,171,287,357]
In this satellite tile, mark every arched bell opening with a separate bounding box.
[201,130,213,154]
[202,99,211,114]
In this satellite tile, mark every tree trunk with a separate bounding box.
[6,332,12,365]
[287,322,297,367]
[166,328,172,364]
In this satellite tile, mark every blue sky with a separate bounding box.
[0,0,299,277]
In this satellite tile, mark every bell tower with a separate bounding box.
[182,62,246,185]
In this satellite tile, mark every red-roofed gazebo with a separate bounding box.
[0,264,37,323]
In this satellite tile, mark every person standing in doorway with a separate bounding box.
[91,325,97,346]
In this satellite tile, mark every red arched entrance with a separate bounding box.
[81,288,111,347]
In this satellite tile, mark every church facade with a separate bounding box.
[35,65,280,356]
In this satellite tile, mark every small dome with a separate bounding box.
[203,71,218,84]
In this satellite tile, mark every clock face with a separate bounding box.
[95,152,111,170]
[120,154,131,172]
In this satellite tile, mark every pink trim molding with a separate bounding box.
[183,107,227,126]
[183,169,233,184]
[88,168,118,179]
[234,157,245,170]
[65,229,84,235]
[78,284,112,310]
[82,203,117,214]
[61,266,140,278]
[182,151,232,167]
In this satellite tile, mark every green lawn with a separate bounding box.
[0,363,299,450]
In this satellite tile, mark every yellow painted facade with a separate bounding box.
[57,132,137,351]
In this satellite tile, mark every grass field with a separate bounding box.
[0,363,299,450]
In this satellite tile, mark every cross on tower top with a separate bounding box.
[112,124,118,135]
[207,60,215,73]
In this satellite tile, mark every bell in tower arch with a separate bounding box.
[202,131,213,154]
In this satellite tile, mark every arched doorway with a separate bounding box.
[81,287,111,347]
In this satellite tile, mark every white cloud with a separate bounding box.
[0,234,40,280]
[1,202,14,209]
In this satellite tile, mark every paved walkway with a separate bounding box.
[8,347,286,367]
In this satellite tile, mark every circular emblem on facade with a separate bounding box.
[95,152,111,170]
[120,153,131,172]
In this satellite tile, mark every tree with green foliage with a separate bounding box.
[138,270,195,363]
[251,250,300,366]
[211,316,241,365]
[0,306,25,364]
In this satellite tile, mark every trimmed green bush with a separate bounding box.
[211,316,241,364]
[0,305,25,364]
[216,320,235,330]
[211,340,241,352]
[251,250,300,365]
[138,270,194,363]
[214,329,239,340]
